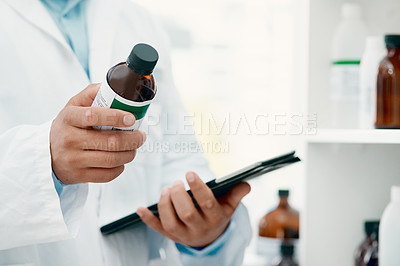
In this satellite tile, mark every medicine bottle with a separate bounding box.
[270,242,298,266]
[358,36,386,129]
[258,190,299,239]
[92,43,159,131]
[354,221,379,266]
[330,2,368,129]
[376,35,400,129]
[379,186,400,265]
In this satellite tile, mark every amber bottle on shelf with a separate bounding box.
[270,242,298,266]
[259,190,299,239]
[354,221,379,266]
[376,35,400,129]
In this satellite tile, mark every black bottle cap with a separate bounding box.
[385,35,400,48]
[365,221,379,236]
[279,190,289,197]
[126,43,159,75]
[281,243,294,256]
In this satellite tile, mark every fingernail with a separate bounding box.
[186,172,195,183]
[123,115,135,126]
[161,187,170,196]
[136,209,143,218]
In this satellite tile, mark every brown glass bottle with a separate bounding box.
[376,35,400,129]
[258,190,299,239]
[270,242,298,266]
[107,63,156,103]
[354,221,379,266]
[92,43,159,131]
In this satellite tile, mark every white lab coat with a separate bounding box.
[0,0,251,265]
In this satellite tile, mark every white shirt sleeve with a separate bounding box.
[0,121,88,250]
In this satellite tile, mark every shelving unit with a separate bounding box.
[300,0,400,265]
[304,141,400,265]
[307,129,400,144]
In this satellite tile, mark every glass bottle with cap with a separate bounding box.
[259,190,299,239]
[376,35,400,129]
[270,242,298,266]
[92,43,159,131]
[354,221,379,266]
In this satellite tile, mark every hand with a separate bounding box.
[137,171,250,247]
[50,83,146,185]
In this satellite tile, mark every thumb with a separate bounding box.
[218,182,251,216]
[67,83,101,107]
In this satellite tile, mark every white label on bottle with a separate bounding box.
[91,78,154,131]
[330,63,360,101]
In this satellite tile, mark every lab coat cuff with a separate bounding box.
[175,220,235,257]
[58,181,88,237]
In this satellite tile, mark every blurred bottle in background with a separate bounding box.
[375,35,400,129]
[257,190,299,263]
[380,186,400,265]
[270,242,298,266]
[354,221,379,266]
[259,190,299,239]
[359,36,386,129]
[330,2,369,129]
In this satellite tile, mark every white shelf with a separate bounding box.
[302,0,400,265]
[306,129,400,144]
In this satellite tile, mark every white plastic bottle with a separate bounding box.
[330,2,369,129]
[380,186,400,266]
[358,36,386,129]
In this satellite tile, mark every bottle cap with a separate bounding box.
[385,35,400,48]
[127,43,159,75]
[364,221,379,236]
[279,190,289,197]
[280,243,294,256]
[341,3,362,19]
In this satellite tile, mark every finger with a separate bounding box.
[186,172,222,219]
[77,150,136,168]
[170,180,203,228]
[80,129,146,151]
[67,83,101,106]
[67,83,101,107]
[218,182,251,217]
[65,165,125,184]
[158,186,186,235]
[63,106,136,128]
[136,207,173,239]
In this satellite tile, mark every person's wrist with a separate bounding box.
[175,220,234,256]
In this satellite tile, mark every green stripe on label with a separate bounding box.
[332,60,361,65]
[110,98,150,120]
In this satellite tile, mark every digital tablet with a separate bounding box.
[100,151,300,235]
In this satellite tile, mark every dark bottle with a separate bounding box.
[92,43,159,131]
[270,242,298,266]
[259,190,299,239]
[354,221,379,266]
[376,35,400,129]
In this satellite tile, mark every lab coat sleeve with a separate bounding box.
[177,204,251,266]
[0,121,88,250]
